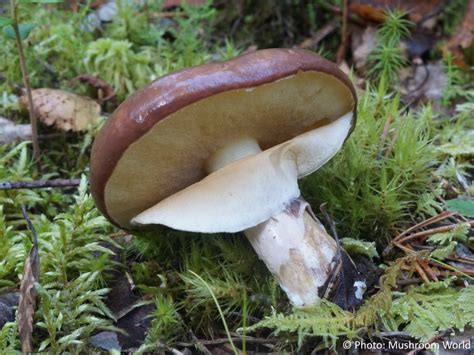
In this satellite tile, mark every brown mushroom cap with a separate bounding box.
[90,48,357,229]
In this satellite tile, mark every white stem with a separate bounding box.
[244,198,337,306]
[207,138,337,306]
[206,136,262,173]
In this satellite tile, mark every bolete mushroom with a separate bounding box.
[90,48,361,307]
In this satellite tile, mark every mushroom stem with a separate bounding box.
[244,198,337,306]
[206,136,262,173]
[205,136,341,306]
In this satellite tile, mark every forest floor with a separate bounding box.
[0,0,473,354]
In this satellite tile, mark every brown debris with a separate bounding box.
[392,211,474,281]
[297,21,338,50]
[70,75,116,102]
[18,206,40,354]
[398,61,447,104]
[351,26,377,74]
[442,0,474,67]
[350,0,445,24]
[162,0,206,10]
[336,0,350,64]
[20,89,101,132]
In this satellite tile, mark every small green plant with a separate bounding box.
[382,281,474,341]
[104,0,165,46]
[442,53,463,106]
[33,22,92,82]
[427,222,472,259]
[83,38,154,100]
[0,205,27,291]
[303,89,437,242]
[31,178,119,352]
[188,270,238,354]
[439,0,469,35]
[340,238,378,260]
[367,10,412,88]
[1,0,65,168]
[245,299,356,349]
[139,294,183,349]
[245,258,474,350]
[0,142,43,219]
[0,320,19,353]
[129,231,281,341]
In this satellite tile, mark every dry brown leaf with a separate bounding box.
[351,26,377,72]
[18,206,40,354]
[21,89,101,132]
[398,61,447,103]
[350,0,445,24]
[442,0,474,67]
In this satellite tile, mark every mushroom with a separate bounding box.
[90,48,359,307]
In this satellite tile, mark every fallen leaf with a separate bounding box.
[446,197,474,218]
[351,25,377,72]
[350,0,445,24]
[21,89,101,132]
[70,75,116,102]
[398,61,447,103]
[442,0,474,67]
[18,206,40,354]
[89,331,121,351]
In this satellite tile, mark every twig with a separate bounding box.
[414,262,430,283]
[10,0,41,172]
[378,331,412,338]
[320,203,350,309]
[397,220,474,244]
[21,205,38,245]
[419,259,438,282]
[394,211,455,242]
[429,259,474,278]
[189,331,212,355]
[0,178,82,190]
[376,114,393,160]
[336,0,349,64]
[177,336,279,347]
[396,277,422,286]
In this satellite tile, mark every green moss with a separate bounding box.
[302,89,438,243]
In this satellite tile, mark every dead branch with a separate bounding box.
[336,0,349,64]
[397,220,474,244]
[0,178,82,190]
[18,205,40,353]
[297,20,338,49]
